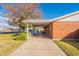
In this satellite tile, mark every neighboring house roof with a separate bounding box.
[50,11,79,21]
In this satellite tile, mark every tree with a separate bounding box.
[4,3,42,32]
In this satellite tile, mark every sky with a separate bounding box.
[38,3,79,19]
[0,3,79,29]
[0,3,79,19]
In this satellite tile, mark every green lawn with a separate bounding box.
[54,40,79,56]
[0,34,25,56]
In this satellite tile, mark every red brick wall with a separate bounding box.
[53,21,79,41]
[45,23,53,38]
[48,23,53,38]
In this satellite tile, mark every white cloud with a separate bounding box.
[0,16,9,20]
[0,11,3,15]
[0,16,10,29]
[0,9,6,16]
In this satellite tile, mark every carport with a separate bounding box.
[23,19,51,39]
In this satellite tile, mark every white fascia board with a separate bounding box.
[50,11,79,21]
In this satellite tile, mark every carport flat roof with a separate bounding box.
[23,19,51,27]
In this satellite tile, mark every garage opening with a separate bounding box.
[23,20,51,39]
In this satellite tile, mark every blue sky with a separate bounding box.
[0,3,79,29]
[0,3,79,19]
[38,3,79,19]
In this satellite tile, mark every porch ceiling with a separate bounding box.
[23,20,51,27]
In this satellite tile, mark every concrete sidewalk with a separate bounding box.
[10,37,66,56]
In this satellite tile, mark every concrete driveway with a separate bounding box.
[10,36,66,56]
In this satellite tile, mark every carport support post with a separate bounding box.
[26,23,29,40]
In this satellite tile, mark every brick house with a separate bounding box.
[46,11,79,41]
[24,11,79,41]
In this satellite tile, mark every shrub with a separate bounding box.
[13,32,27,41]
